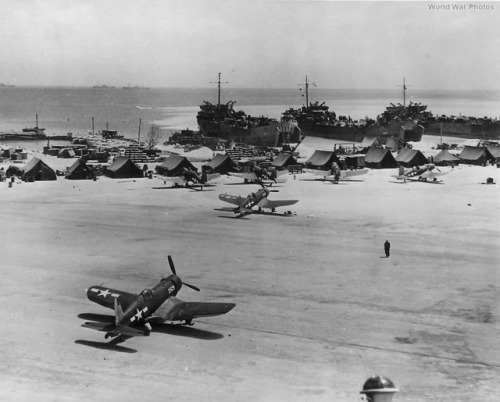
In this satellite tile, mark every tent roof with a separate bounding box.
[360,136,381,148]
[395,148,427,164]
[365,147,393,163]
[272,153,297,167]
[23,157,44,173]
[107,156,135,172]
[66,159,86,175]
[305,150,338,167]
[433,149,461,164]
[459,146,491,161]
[204,154,237,170]
[159,155,196,171]
[486,146,500,158]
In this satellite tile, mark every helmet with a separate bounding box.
[360,376,399,394]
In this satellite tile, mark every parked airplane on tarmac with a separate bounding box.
[229,165,287,185]
[304,167,369,183]
[155,168,220,190]
[218,185,298,217]
[81,256,235,340]
[392,164,447,184]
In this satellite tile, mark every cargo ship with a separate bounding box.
[197,73,300,147]
[282,77,423,144]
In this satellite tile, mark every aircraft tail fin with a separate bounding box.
[114,297,125,326]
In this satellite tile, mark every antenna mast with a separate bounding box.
[398,78,411,107]
[210,73,228,107]
[299,76,316,107]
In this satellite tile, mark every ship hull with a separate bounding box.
[423,122,500,139]
[0,133,47,141]
[198,120,299,147]
[296,119,423,143]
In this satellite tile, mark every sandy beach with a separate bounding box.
[0,136,499,401]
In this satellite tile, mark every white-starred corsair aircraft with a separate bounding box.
[392,164,448,184]
[304,167,369,183]
[155,167,221,190]
[81,256,235,340]
[218,185,298,217]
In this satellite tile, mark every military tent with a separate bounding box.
[104,156,143,179]
[271,153,298,170]
[156,155,197,176]
[202,154,239,174]
[458,146,494,165]
[305,150,339,170]
[21,157,57,181]
[385,137,400,151]
[395,148,428,167]
[58,148,76,158]
[359,136,381,150]
[486,146,500,162]
[364,147,397,169]
[65,159,96,180]
[433,149,461,166]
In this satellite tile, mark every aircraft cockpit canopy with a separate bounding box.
[140,288,154,301]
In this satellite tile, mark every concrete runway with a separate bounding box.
[0,164,499,401]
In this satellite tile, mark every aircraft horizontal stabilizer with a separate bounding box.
[81,322,145,337]
[81,321,114,332]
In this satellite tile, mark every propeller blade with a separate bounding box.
[167,255,176,275]
[183,282,200,292]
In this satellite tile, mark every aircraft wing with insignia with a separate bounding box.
[87,286,137,310]
[218,193,243,206]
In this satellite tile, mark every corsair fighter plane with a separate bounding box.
[218,185,298,217]
[82,256,235,339]
[392,164,447,183]
[156,167,220,190]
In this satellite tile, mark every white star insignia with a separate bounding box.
[98,289,110,298]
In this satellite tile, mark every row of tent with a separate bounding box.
[10,145,500,182]
[305,146,500,170]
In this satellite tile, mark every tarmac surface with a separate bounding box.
[0,147,499,401]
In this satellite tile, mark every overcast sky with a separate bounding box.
[0,0,499,90]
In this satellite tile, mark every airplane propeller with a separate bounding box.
[168,255,200,292]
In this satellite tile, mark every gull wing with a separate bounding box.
[257,198,298,210]
[420,170,447,180]
[87,286,137,310]
[164,176,188,186]
[150,296,236,323]
[229,172,258,181]
[218,193,243,206]
[340,169,369,179]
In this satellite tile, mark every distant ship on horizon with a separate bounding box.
[93,84,116,89]
[123,84,150,90]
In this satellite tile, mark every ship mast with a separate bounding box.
[210,72,228,107]
[398,78,411,107]
[299,76,316,107]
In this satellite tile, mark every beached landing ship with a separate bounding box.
[282,77,423,144]
[197,73,300,147]
[421,114,500,139]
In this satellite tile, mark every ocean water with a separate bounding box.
[1,86,499,142]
